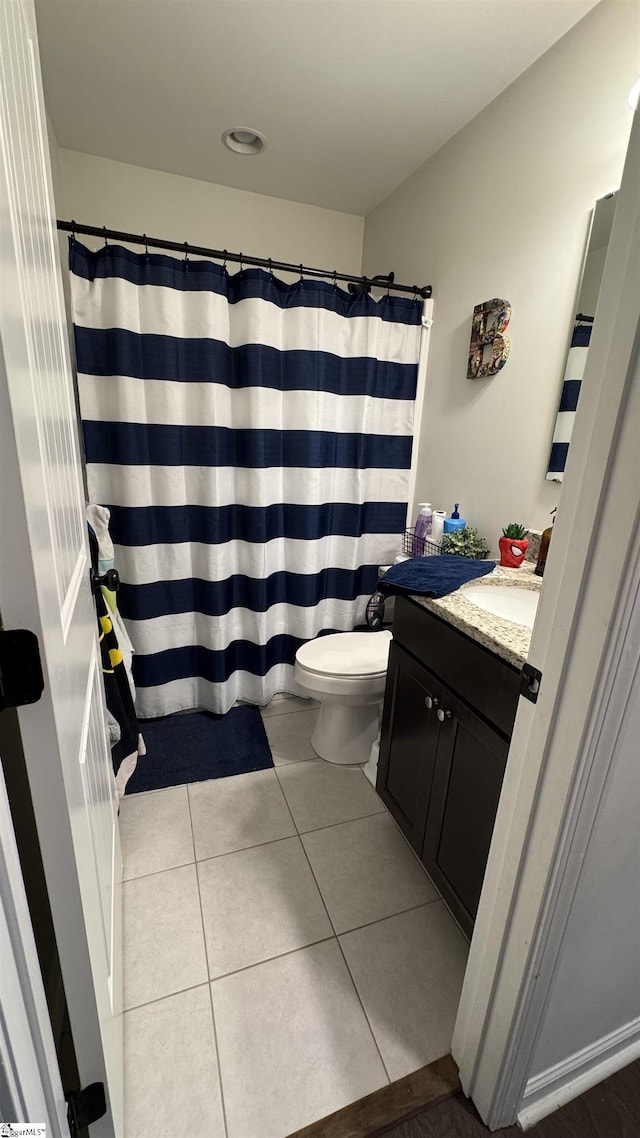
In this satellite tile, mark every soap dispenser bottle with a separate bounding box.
[412,503,432,555]
[443,503,467,534]
[535,508,556,577]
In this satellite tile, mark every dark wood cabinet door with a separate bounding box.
[422,693,509,938]
[377,643,443,855]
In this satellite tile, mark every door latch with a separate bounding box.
[66,1082,107,1136]
[0,628,45,712]
[519,662,542,703]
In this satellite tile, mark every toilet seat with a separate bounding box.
[295,631,392,679]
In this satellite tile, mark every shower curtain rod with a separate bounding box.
[56,220,432,299]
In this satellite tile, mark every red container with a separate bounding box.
[499,536,528,569]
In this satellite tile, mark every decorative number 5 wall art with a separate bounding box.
[467,298,511,378]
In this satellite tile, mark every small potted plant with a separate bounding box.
[441,526,490,560]
[499,523,529,568]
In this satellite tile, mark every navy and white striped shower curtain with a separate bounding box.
[70,241,423,716]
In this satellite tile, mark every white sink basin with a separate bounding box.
[462,585,539,628]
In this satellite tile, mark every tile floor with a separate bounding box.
[120,696,469,1138]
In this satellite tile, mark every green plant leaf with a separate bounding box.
[501,523,528,539]
[441,526,490,559]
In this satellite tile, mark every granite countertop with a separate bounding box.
[410,562,541,669]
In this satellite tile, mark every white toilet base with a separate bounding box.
[362,737,379,786]
[311,700,382,765]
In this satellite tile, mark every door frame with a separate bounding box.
[454,109,640,1127]
[0,760,69,1134]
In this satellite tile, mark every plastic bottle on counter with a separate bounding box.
[443,502,467,534]
[431,510,447,546]
[412,503,432,555]
[535,508,556,576]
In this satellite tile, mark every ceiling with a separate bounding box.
[36,0,599,216]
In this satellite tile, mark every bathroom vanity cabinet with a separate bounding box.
[377,595,521,939]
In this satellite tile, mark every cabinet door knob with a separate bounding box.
[436,708,452,721]
[424,695,439,710]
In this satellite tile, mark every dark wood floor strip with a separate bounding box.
[378,1058,640,1138]
[287,1054,460,1138]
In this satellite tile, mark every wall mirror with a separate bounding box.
[546,191,618,482]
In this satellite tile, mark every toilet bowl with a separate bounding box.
[294,631,392,765]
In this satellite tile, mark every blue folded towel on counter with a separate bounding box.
[377,555,495,598]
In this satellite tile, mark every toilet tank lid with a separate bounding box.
[296,631,392,677]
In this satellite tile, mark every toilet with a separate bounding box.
[294,630,392,766]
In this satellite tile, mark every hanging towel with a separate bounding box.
[86,503,115,573]
[108,600,136,701]
[88,525,144,795]
[87,502,136,699]
[377,555,495,598]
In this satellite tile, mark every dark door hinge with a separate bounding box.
[520,662,542,703]
[66,1082,107,1136]
[0,628,45,712]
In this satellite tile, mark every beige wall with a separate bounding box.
[58,150,364,279]
[577,243,609,316]
[362,0,637,551]
[46,110,65,216]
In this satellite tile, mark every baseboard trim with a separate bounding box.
[288,1053,460,1138]
[517,1018,640,1129]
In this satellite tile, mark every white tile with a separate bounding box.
[120,785,194,880]
[198,837,332,977]
[277,759,385,833]
[263,707,319,765]
[123,864,208,1009]
[261,694,319,718]
[189,769,296,860]
[124,986,225,1138]
[339,903,469,1081]
[302,813,438,933]
[212,940,387,1138]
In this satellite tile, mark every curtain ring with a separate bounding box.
[222,249,228,271]
[143,234,149,262]
[70,219,77,245]
[103,226,109,248]
[299,263,304,282]
[239,252,244,274]
[184,241,189,269]
[268,257,273,278]
[333,269,337,289]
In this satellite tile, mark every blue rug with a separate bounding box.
[125,706,273,794]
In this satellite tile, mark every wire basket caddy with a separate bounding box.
[403,528,445,558]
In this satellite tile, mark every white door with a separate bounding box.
[0,2,122,1136]
[0,762,68,1134]
[454,111,640,1126]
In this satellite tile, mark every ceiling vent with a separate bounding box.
[222,127,267,156]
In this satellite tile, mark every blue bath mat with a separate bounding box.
[125,706,273,794]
